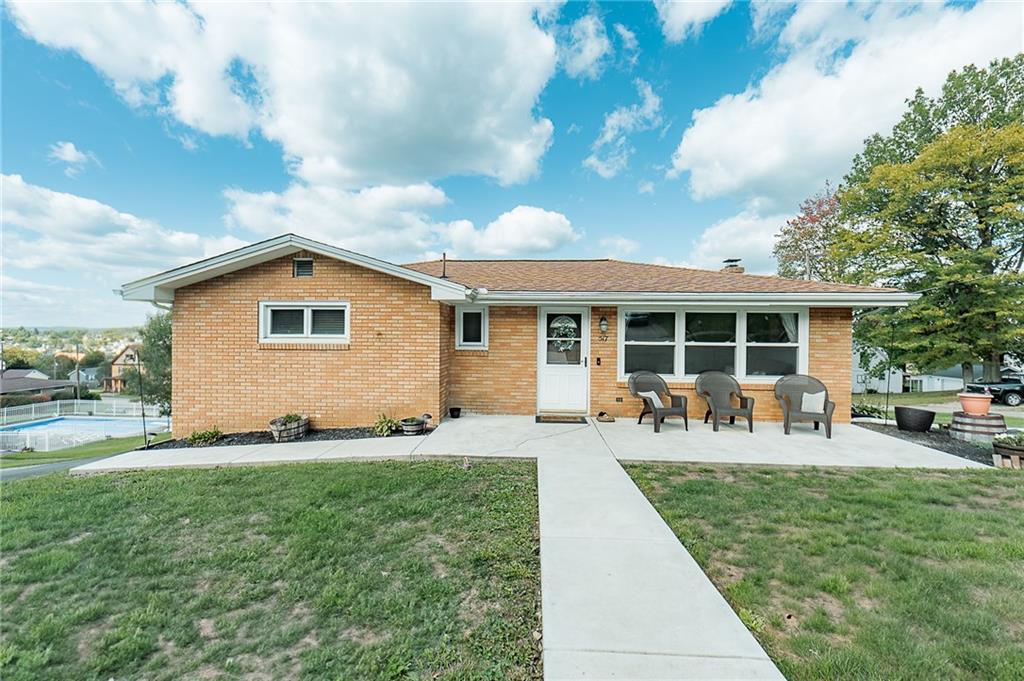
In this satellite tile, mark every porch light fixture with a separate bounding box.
[599,316,609,333]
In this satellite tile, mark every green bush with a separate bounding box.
[852,402,885,419]
[994,432,1024,447]
[279,413,302,424]
[49,389,100,401]
[373,413,399,437]
[0,395,51,408]
[186,427,222,447]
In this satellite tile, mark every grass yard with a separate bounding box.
[627,464,1024,680]
[0,460,540,680]
[0,433,172,469]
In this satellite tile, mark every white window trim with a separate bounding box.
[455,305,488,350]
[259,301,350,344]
[617,307,809,383]
[622,311,678,376]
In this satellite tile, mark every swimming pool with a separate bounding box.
[0,416,171,452]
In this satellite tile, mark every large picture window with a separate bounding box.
[745,312,799,376]
[618,308,807,380]
[623,311,675,374]
[684,313,736,374]
[259,302,349,343]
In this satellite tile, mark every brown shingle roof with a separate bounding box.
[402,259,899,294]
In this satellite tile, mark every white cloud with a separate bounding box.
[676,210,790,274]
[599,235,640,257]
[443,206,581,257]
[47,141,98,177]
[669,1,1022,207]
[1,174,247,326]
[654,1,732,43]
[9,2,559,188]
[223,182,451,259]
[637,180,655,195]
[563,12,612,80]
[613,23,639,67]
[584,79,662,178]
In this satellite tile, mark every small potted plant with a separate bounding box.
[269,413,309,442]
[957,391,993,416]
[401,416,425,435]
[993,432,1024,460]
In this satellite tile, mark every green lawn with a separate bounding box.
[0,433,171,469]
[0,461,541,680]
[627,464,1024,680]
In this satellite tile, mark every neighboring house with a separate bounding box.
[0,369,74,396]
[119,234,914,439]
[67,366,102,388]
[0,368,50,381]
[102,345,140,393]
[851,348,905,394]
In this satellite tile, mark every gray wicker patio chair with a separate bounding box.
[695,371,755,433]
[774,374,835,438]
[627,370,688,433]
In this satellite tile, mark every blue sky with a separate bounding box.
[2,1,1019,327]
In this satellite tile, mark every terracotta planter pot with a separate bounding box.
[957,392,992,416]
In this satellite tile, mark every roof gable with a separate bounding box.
[120,234,469,304]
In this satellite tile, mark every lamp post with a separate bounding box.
[124,349,148,449]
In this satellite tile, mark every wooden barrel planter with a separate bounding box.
[949,411,1006,443]
[894,406,935,432]
[992,437,1024,469]
[269,415,309,442]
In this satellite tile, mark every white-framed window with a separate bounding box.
[455,305,488,350]
[744,312,800,377]
[623,311,676,375]
[617,308,809,381]
[259,301,349,344]
[292,258,314,277]
[684,312,737,375]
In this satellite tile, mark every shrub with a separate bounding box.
[0,394,51,408]
[187,427,222,447]
[994,432,1024,447]
[373,413,399,437]
[851,402,884,419]
[279,413,302,424]
[50,389,101,401]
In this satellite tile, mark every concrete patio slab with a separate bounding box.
[538,451,783,679]
[416,414,606,458]
[231,440,348,463]
[597,419,986,469]
[318,436,421,459]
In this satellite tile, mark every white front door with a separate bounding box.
[537,307,590,413]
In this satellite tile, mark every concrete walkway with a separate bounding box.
[538,449,783,679]
[71,414,985,474]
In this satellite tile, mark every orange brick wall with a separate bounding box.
[808,307,852,424]
[171,252,447,437]
[446,306,537,414]
[589,307,852,423]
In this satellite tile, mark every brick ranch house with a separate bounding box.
[120,234,914,438]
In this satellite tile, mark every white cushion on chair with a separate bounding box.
[639,391,664,408]
[801,391,826,413]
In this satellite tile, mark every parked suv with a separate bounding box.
[965,375,1024,407]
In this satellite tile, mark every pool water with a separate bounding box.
[0,416,163,437]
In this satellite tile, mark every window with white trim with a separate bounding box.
[684,313,736,375]
[623,311,675,374]
[745,312,799,376]
[455,306,488,349]
[259,302,349,343]
[617,308,809,380]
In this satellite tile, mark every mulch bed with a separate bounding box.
[150,426,388,449]
[855,422,993,466]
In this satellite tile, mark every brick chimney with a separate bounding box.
[721,258,745,274]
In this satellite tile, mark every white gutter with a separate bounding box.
[474,291,919,307]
